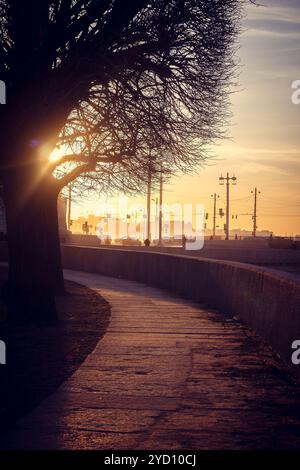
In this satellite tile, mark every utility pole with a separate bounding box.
[155,197,158,240]
[158,164,163,246]
[251,187,261,237]
[219,173,237,240]
[211,193,219,238]
[67,182,72,230]
[146,162,152,241]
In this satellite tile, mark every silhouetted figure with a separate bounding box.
[144,239,150,247]
[82,221,89,235]
[105,237,111,245]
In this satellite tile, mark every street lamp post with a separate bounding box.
[67,182,72,230]
[158,164,163,246]
[219,173,237,240]
[251,187,261,237]
[211,193,220,239]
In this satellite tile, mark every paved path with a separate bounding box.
[3,270,300,449]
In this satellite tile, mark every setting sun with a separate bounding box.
[49,147,64,163]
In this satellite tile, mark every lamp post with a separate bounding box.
[146,163,152,241]
[67,182,72,230]
[219,173,237,240]
[211,193,220,238]
[158,164,163,246]
[251,188,261,237]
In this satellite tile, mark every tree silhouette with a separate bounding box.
[0,0,248,323]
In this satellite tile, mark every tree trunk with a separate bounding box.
[2,170,64,325]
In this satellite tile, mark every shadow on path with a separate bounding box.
[1,269,300,449]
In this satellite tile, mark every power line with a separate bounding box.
[230,195,252,202]
[256,214,300,217]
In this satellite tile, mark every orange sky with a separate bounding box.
[73,1,300,237]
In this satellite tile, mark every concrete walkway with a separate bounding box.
[3,270,300,449]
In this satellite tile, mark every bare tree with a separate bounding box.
[0,0,248,323]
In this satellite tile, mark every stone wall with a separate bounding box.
[1,241,299,369]
[61,245,300,368]
[64,234,300,265]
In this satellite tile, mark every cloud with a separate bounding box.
[246,1,300,23]
[244,1,300,38]
[244,28,300,39]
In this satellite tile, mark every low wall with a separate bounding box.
[62,245,300,371]
[64,235,300,265]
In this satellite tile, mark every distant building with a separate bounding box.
[230,228,273,239]
[204,227,273,239]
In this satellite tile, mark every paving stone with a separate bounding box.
[2,269,300,449]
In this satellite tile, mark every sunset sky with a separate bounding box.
[72,0,300,237]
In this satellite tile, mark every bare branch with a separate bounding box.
[0,0,254,199]
[57,160,97,189]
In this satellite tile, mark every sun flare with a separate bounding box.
[49,147,64,163]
